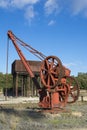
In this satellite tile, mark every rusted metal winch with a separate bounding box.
[39,56,79,108]
[7,30,79,111]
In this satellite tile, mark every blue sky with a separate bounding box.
[0,0,87,76]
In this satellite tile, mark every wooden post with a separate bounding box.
[27,76,31,97]
[15,73,18,97]
[26,76,29,97]
[81,95,84,102]
[21,76,23,96]
[13,73,16,96]
[23,75,26,97]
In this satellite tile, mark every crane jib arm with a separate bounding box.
[7,30,41,90]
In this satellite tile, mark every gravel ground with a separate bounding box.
[0,101,87,130]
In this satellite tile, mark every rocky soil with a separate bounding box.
[0,100,87,130]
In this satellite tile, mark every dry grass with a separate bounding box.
[0,101,87,130]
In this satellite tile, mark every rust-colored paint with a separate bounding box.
[8,30,79,112]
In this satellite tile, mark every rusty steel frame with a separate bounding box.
[7,30,79,111]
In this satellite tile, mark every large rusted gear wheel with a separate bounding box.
[40,56,64,88]
[66,76,80,103]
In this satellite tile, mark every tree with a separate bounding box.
[76,73,87,90]
[0,73,13,90]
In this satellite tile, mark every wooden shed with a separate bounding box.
[12,60,41,97]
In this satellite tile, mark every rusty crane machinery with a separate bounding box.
[7,30,79,111]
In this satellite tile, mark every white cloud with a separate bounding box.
[10,0,39,9]
[44,0,87,17]
[48,20,55,26]
[0,0,39,24]
[0,0,9,8]
[0,0,87,25]
[0,0,39,9]
[71,0,87,16]
[44,0,59,15]
[24,5,36,24]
